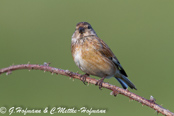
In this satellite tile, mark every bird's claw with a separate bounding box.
[95,80,103,89]
[80,74,89,85]
[95,77,105,89]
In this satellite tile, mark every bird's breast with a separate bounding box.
[72,38,116,78]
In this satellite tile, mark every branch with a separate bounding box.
[0,64,173,116]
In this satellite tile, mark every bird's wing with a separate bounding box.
[95,37,128,77]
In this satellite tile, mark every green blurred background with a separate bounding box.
[0,0,174,116]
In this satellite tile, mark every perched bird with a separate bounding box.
[71,22,137,90]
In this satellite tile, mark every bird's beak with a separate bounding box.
[79,27,85,34]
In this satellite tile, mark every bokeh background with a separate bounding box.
[0,0,174,116]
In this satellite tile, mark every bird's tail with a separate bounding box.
[115,76,137,90]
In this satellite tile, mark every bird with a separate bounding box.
[71,22,137,90]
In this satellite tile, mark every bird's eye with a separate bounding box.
[88,25,91,29]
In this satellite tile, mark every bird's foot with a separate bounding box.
[80,73,89,85]
[95,77,105,89]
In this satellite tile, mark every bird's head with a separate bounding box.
[72,22,97,39]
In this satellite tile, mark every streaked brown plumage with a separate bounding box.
[71,22,136,90]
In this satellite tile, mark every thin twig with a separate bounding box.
[0,64,173,116]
